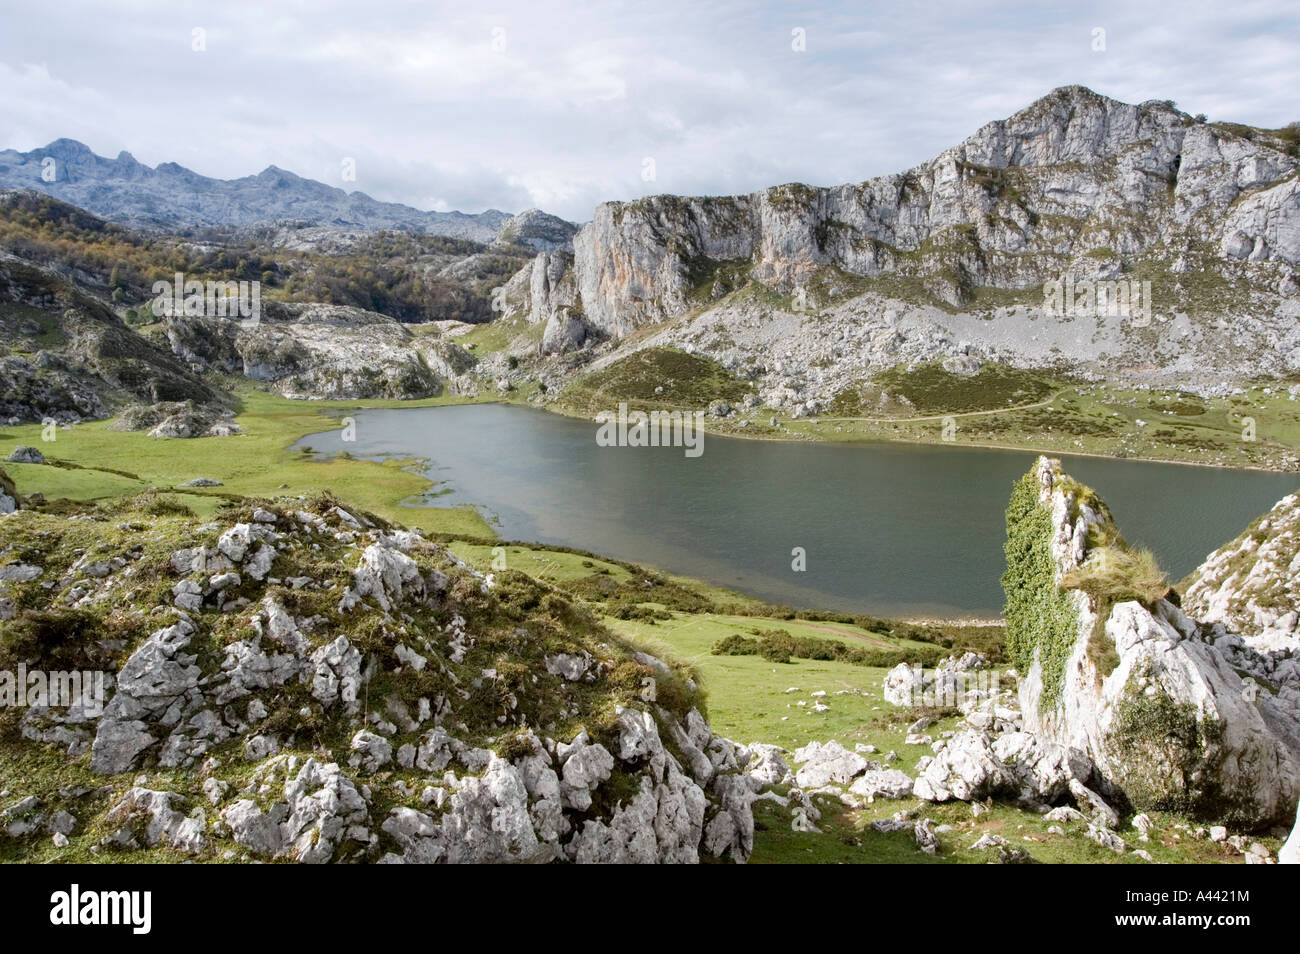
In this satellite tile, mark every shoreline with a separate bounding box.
[8,386,1289,628]
[522,395,1299,476]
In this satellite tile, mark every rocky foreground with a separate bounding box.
[0,492,758,863]
[730,459,1300,861]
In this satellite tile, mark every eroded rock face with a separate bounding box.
[1012,457,1300,825]
[530,250,578,321]
[90,619,203,774]
[1182,493,1300,653]
[163,302,477,400]
[541,309,590,355]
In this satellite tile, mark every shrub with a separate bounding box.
[709,629,944,669]
[711,634,759,656]
[0,609,107,670]
[1061,545,1170,607]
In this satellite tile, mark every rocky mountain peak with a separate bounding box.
[494,208,579,252]
[513,86,1298,389]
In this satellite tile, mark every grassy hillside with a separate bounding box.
[0,386,491,535]
[560,347,755,413]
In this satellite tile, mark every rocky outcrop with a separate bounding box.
[108,400,240,438]
[792,740,868,788]
[163,302,477,400]
[2,494,758,864]
[1006,457,1300,826]
[0,252,226,424]
[5,446,44,464]
[1181,493,1300,653]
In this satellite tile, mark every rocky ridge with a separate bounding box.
[0,253,227,425]
[1181,493,1300,653]
[162,302,479,400]
[503,86,1300,392]
[0,140,517,241]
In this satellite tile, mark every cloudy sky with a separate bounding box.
[1,0,1297,222]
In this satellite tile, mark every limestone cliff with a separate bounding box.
[516,86,1300,389]
[564,87,1298,336]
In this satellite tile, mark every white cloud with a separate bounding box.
[0,0,1296,222]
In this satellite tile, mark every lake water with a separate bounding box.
[296,404,1298,618]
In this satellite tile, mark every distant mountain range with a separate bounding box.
[0,138,574,244]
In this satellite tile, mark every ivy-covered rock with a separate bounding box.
[1004,457,1300,827]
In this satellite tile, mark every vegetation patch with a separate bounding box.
[832,362,1056,417]
[711,628,945,668]
[565,347,752,411]
[1001,469,1082,710]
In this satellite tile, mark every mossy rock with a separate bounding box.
[1106,672,1256,823]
